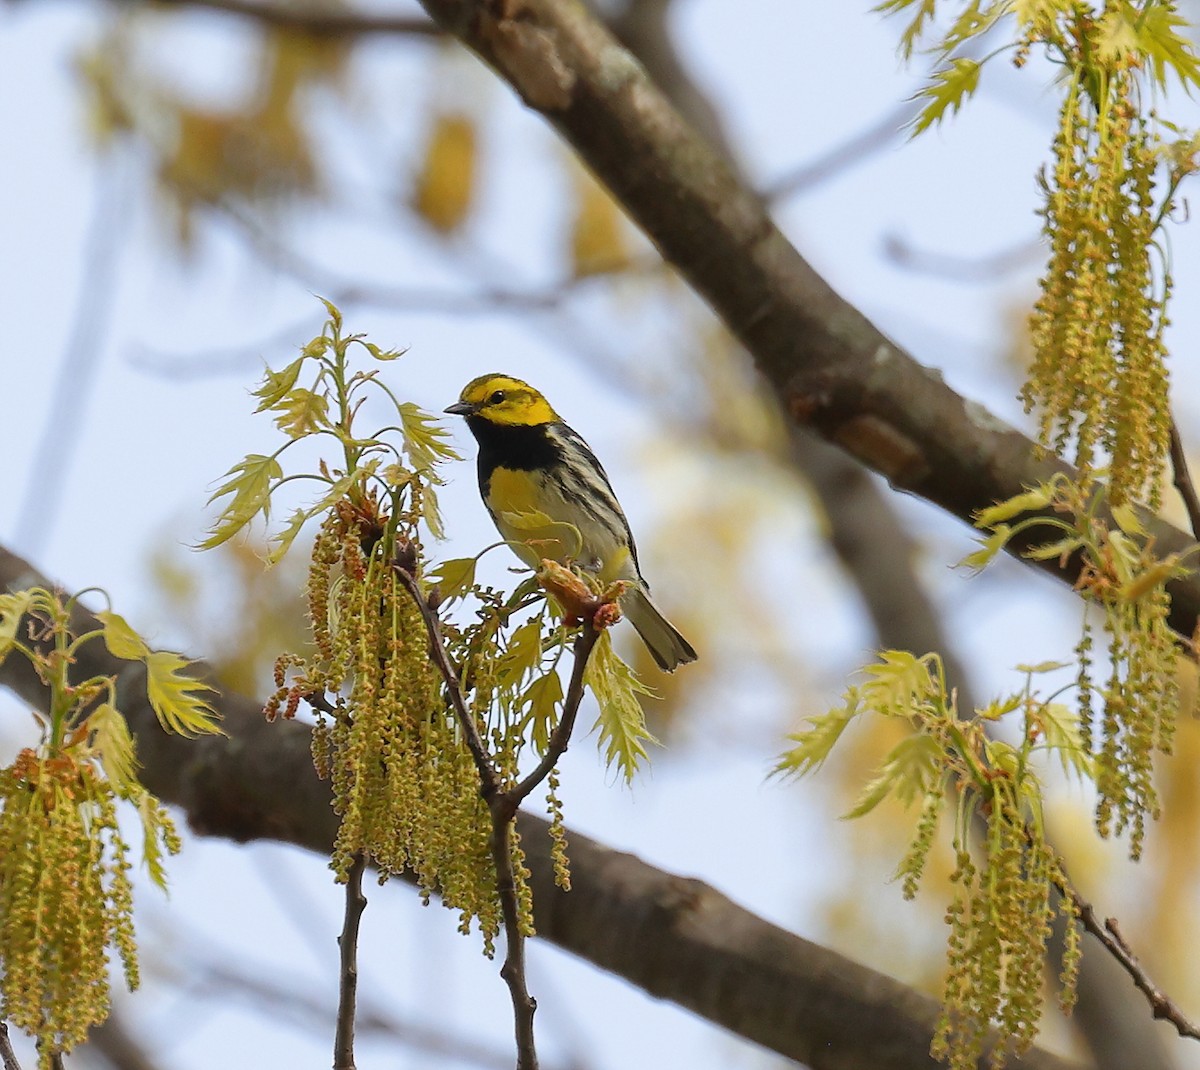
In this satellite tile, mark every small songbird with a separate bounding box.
[445,373,697,672]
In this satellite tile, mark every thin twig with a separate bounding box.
[393,565,500,796]
[1068,887,1200,1040]
[1169,417,1200,541]
[0,1023,22,1070]
[394,558,604,1070]
[511,624,599,805]
[334,854,368,1070]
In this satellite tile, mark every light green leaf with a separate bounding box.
[1035,701,1093,779]
[911,58,981,136]
[265,508,312,567]
[426,556,478,603]
[844,733,943,818]
[974,485,1053,529]
[958,524,1012,572]
[862,650,936,713]
[252,356,306,413]
[498,616,545,686]
[318,297,343,332]
[197,453,283,550]
[144,651,222,737]
[361,340,404,362]
[98,610,150,661]
[525,670,565,753]
[398,402,461,472]
[584,630,657,784]
[1015,660,1072,674]
[1137,4,1200,91]
[1110,502,1147,537]
[89,702,139,795]
[137,793,180,891]
[775,696,858,778]
[1022,535,1083,562]
[1095,4,1140,67]
[273,388,330,439]
[875,0,939,59]
[0,589,36,659]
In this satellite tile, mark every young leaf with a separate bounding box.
[958,525,1013,572]
[584,630,657,783]
[425,556,478,603]
[398,401,460,472]
[1137,3,1200,91]
[144,650,222,737]
[98,610,151,661]
[911,58,981,136]
[844,733,943,818]
[524,670,565,753]
[0,589,35,659]
[776,697,858,778]
[273,388,330,439]
[252,356,306,413]
[974,484,1054,529]
[88,702,139,796]
[198,453,283,550]
[137,793,179,891]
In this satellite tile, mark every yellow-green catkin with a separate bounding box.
[934,787,1079,1070]
[266,501,526,951]
[1026,77,1171,507]
[0,753,140,1069]
[1091,574,1178,856]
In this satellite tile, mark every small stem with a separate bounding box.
[333,854,368,1070]
[1168,417,1200,541]
[393,564,501,796]
[489,808,538,1070]
[0,1022,23,1070]
[1038,830,1200,1040]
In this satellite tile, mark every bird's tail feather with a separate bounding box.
[621,585,697,673]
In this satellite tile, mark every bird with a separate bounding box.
[445,373,697,672]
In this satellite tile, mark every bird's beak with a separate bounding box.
[444,400,478,417]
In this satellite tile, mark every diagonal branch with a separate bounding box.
[1169,417,1200,541]
[412,0,1200,645]
[0,544,1080,1070]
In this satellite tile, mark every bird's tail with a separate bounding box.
[620,585,697,673]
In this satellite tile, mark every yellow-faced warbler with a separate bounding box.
[446,374,697,671]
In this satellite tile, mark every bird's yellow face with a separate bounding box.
[446,374,560,426]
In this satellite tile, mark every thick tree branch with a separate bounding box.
[412,0,1200,644]
[0,545,1079,1070]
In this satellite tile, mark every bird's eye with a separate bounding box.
[489,390,506,405]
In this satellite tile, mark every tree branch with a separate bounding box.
[394,561,602,1070]
[411,0,1200,645]
[1169,417,1200,541]
[0,544,1080,1070]
[0,1023,22,1070]
[334,854,367,1070]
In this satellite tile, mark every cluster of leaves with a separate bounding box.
[0,587,219,1066]
[778,651,1084,1070]
[891,0,1200,506]
[967,474,1190,856]
[215,304,656,952]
